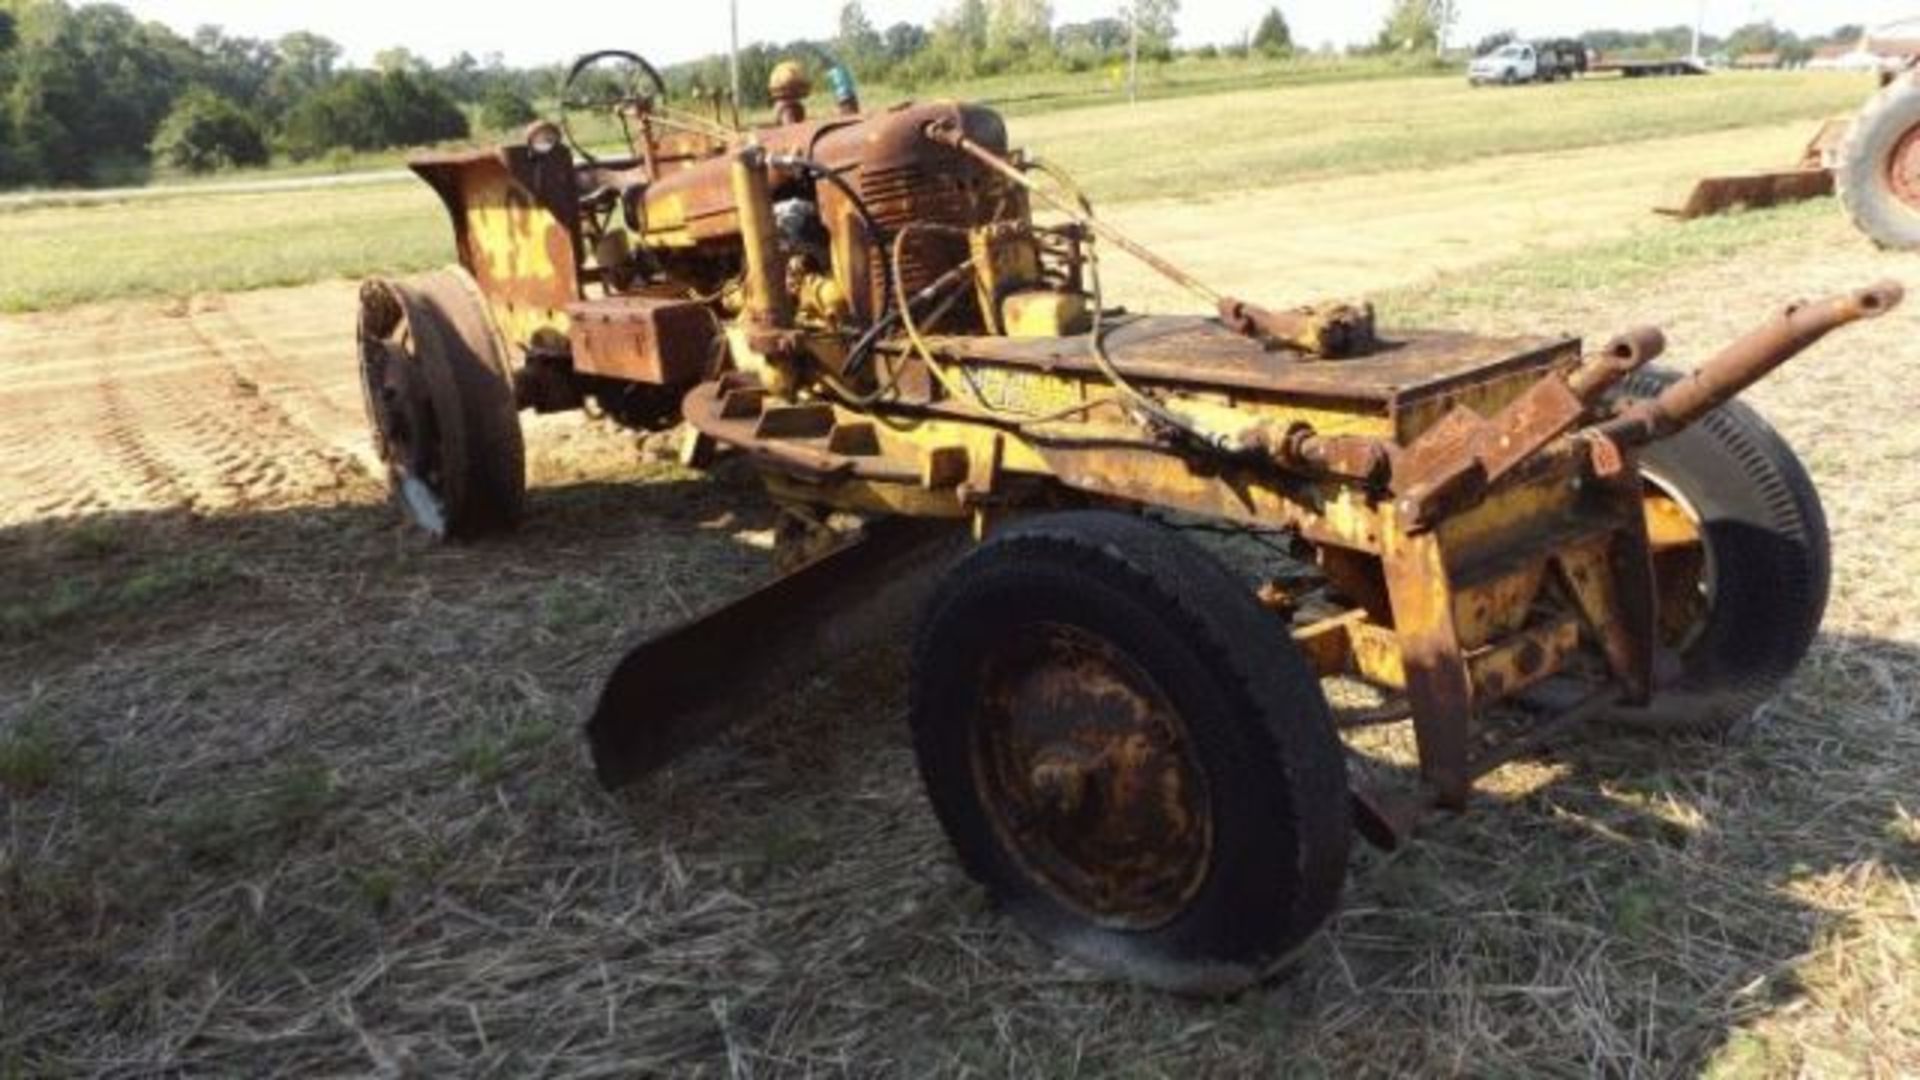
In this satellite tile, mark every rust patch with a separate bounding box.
[971,623,1213,929]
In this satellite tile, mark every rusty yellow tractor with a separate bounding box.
[356,51,1901,993]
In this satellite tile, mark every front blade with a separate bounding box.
[1659,169,1834,219]
[586,516,966,789]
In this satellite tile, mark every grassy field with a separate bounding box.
[1018,69,1872,203]
[0,70,1876,314]
[3,200,1916,1073]
[0,183,449,314]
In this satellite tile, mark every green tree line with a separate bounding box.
[0,0,552,187]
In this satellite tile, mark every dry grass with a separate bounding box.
[4,225,1919,1075]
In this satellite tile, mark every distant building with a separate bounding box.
[1869,38,1920,61]
[1808,36,1920,72]
[1732,52,1783,70]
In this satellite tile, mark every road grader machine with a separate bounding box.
[357,50,1901,993]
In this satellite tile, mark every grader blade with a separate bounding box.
[1660,115,1852,219]
[1659,169,1835,219]
[586,517,964,790]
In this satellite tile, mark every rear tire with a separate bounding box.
[909,511,1350,994]
[1611,368,1831,732]
[358,270,526,540]
[1838,74,1920,250]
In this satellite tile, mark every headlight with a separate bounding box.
[524,121,563,156]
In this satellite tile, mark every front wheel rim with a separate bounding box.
[968,622,1214,930]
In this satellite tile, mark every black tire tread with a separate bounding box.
[1838,77,1920,251]
[1615,367,1830,730]
[390,270,525,539]
[910,511,1349,993]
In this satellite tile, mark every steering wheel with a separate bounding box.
[560,49,668,165]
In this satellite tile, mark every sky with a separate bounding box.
[109,1,1920,68]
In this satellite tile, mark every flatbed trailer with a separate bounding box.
[1590,56,1709,78]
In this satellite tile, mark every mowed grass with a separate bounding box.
[0,70,1876,314]
[1018,69,1875,203]
[0,183,451,314]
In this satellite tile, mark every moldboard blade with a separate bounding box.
[586,516,966,789]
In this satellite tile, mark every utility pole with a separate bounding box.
[1691,0,1705,61]
[1127,3,1139,105]
[729,0,743,114]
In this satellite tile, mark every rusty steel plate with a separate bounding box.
[920,316,1576,411]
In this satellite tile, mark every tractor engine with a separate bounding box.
[401,51,1105,437]
[635,102,1037,334]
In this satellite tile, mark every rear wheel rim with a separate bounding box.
[359,293,451,536]
[1886,122,1920,212]
[1642,471,1716,653]
[968,622,1213,931]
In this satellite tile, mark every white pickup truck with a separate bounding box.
[1468,40,1587,85]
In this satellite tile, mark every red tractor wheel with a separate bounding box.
[1838,73,1920,250]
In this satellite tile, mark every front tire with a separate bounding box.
[358,270,526,540]
[1838,74,1920,250]
[1614,368,1831,732]
[909,511,1350,994]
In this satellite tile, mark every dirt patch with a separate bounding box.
[1095,121,1826,310]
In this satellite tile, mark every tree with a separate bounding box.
[1375,0,1442,54]
[373,46,428,75]
[268,30,341,113]
[4,2,194,183]
[433,50,482,100]
[281,69,468,160]
[0,25,15,186]
[1056,17,1127,53]
[1120,0,1179,52]
[837,2,882,71]
[190,27,279,110]
[949,0,990,49]
[988,0,1053,55]
[1724,21,1784,57]
[479,84,536,132]
[926,0,991,75]
[1251,7,1292,57]
[151,88,267,173]
[882,21,928,65]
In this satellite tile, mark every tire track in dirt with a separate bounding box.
[177,295,378,497]
[0,285,381,526]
